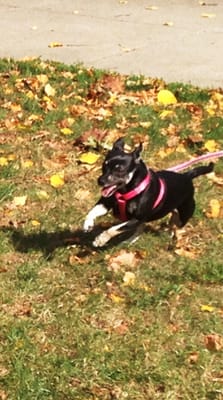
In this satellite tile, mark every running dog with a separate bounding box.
[83,138,214,247]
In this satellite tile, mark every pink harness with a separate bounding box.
[114,173,166,222]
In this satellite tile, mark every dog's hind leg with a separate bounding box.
[93,219,140,247]
[176,196,196,227]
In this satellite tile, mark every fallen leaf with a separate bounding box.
[139,121,152,128]
[207,172,223,186]
[36,190,50,200]
[163,21,174,27]
[159,110,174,119]
[50,173,65,188]
[21,159,34,168]
[102,74,125,93]
[204,139,219,152]
[31,219,41,227]
[175,248,198,259]
[206,199,221,219]
[13,195,27,207]
[60,127,73,135]
[0,157,8,166]
[78,152,100,165]
[7,154,16,161]
[36,74,48,85]
[123,271,136,286]
[113,320,129,335]
[145,6,158,10]
[204,333,223,351]
[109,293,125,304]
[44,83,56,97]
[59,117,75,129]
[48,42,63,48]
[201,304,215,312]
[107,250,140,272]
[187,352,199,364]
[157,89,177,105]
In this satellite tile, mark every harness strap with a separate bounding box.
[114,173,165,221]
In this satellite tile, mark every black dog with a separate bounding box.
[83,138,214,247]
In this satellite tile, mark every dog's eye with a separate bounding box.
[114,164,124,172]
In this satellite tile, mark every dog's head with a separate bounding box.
[98,138,143,197]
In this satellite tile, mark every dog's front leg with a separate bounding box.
[83,203,108,232]
[93,219,140,247]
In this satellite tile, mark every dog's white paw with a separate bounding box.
[83,218,94,232]
[93,231,111,247]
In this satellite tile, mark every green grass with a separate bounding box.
[0,58,223,400]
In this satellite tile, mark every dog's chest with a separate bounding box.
[113,198,137,220]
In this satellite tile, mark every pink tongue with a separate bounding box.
[102,185,117,197]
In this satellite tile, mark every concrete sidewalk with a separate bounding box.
[0,0,223,88]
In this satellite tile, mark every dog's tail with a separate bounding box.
[185,162,214,179]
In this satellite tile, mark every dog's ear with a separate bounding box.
[133,142,143,162]
[112,137,124,150]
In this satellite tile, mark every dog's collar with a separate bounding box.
[114,172,166,221]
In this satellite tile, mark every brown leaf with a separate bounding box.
[106,249,141,272]
[207,172,223,186]
[73,128,108,149]
[187,352,199,364]
[113,320,129,335]
[102,74,125,93]
[204,333,223,351]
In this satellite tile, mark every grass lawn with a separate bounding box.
[0,58,223,400]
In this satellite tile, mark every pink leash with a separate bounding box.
[167,150,223,172]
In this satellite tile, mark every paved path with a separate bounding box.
[0,0,223,88]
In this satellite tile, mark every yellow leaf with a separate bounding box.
[60,127,73,135]
[48,42,63,48]
[31,220,41,227]
[139,121,152,128]
[21,159,34,169]
[13,195,27,207]
[123,271,136,286]
[110,294,124,304]
[206,106,215,116]
[204,139,218,152]
[160,110,174,119]
[157,89,177,105]
[201,304,215,313]
[50,173,65,188]
[78,152,100,165]
[36,74,48,85]
[0,157,8,166]
[44,83,56,97]
[206,199,221,219]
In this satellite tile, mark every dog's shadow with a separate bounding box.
[2,223,162,259]
[3,225,104,259]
